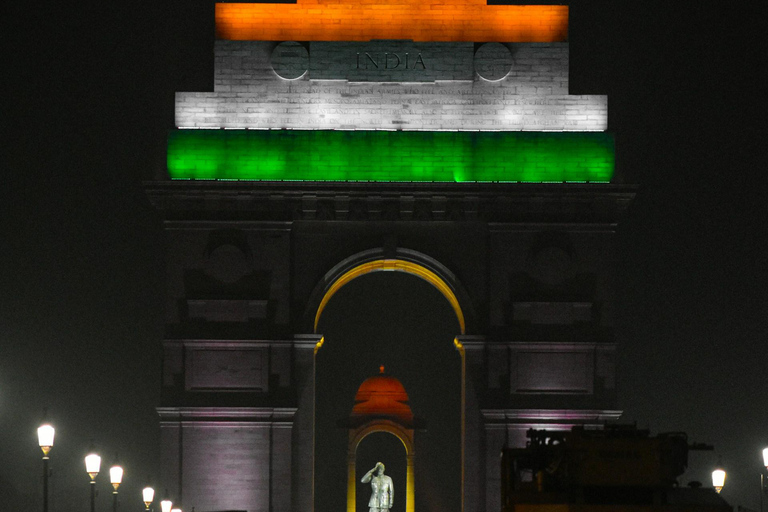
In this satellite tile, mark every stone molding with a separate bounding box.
[144,181,636,224]
[157,406,298,423]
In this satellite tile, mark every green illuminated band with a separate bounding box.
[167,130,614,182]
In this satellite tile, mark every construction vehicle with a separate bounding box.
[501,425,732,512]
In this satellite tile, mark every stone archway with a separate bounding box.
[309,249,469,512]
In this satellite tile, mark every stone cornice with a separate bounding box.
[144,181,637,224]
[157,406,298,423]
[481,408,623,422]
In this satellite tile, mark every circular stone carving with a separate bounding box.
[529,247,574,286]
[270,41,309,80]
[474,43,512,82]
[205,244,249,283]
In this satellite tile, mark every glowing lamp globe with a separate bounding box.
[711,468,726,493]
[110,465,123,491]
[85,453,101,480]
[161,499,173,512]
[171,509,182,512]
[762,447,768,469]
[37,424,55,457]
[143,487,155,509]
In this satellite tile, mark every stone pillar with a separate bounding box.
[293,335,321,512]
[271,422,293,511]
[346,450,356,512]
[457,335,487,512]
[406,453,415,512]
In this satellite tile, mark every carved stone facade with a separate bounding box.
[147,2,634,511]
[147,180,632,512]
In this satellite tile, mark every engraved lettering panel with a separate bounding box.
[213,41,568,91]
[310,41,473,82]
[186,349,267,391]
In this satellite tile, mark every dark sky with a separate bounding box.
[1,1,765,511]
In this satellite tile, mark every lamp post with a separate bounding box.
[109,463,123,512]
[160,496,173,512]
[85,450,101,512]
[712,467,726,494]
[37,423,54,512]
[760,447,768,512]
[142,487,155,511]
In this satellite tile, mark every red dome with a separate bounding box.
[351,366,414,424]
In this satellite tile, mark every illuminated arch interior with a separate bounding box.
[316,258,467,512]
[313,259,466,335]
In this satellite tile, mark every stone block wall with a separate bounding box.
[175,89,604,131]
[213,41,568,89]
[194,41,590,132]
[159,410,294,512]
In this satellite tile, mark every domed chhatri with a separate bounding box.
[351,366,414,426]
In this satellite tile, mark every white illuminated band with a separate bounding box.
[175,88,607,132]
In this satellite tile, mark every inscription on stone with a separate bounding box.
[310,41,472,82]
[356,52,426,70]
[176,85,608,131]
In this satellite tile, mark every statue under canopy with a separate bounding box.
[361,462,394,512]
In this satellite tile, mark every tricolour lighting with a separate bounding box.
[216,2,568,43]
[167,129,614,183]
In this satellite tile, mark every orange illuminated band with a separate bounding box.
[216,1,568,43]
[313,259,466,334]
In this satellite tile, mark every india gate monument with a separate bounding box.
[144,1,634,510]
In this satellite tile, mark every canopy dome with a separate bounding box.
[350,366,414,425]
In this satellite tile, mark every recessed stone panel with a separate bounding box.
[511,349,594,394]
[186,348,268,390]
[205,243,249,283]
[186,299,270,322]
[512,302,592,324]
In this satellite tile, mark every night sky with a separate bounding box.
[2,1,765,511]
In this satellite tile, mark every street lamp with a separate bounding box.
[712,467,726,494]
[37,423,54,512]
[760,447,768,512]
[109,463,123,512]
[160,497,173,512]
[85,450,101,512]
[142,487,155,511]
